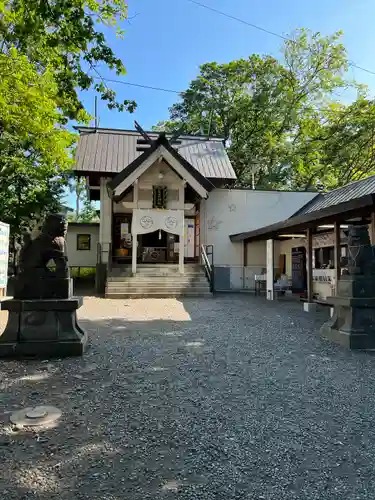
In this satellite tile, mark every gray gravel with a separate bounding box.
[1,295,375,499]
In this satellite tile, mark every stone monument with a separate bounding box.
[0,214,87,358]
[320,224,375,349]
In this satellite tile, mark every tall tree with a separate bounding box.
[0,0,136,120]
[0,0,135,236]
[0,48,74,249]
[155,29,360,190]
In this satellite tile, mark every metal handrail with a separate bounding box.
[201,244,214,293]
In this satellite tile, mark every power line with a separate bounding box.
[92,76,182,94]
[349,63,375,76]
[91,1,375,95]
[186,0,289,42]
[185,0,375,78]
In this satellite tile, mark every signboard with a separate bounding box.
[0,221,10,294]
[291,246,306,294]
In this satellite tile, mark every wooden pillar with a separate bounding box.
[266,239,274,300]
[334,220,341,294]
[306,228,313,303]
[179,219,185,274]
[371,211,375,245]
[99,177,112,263]
[132,234,137,275]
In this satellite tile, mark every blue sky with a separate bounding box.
[67,0,375,207]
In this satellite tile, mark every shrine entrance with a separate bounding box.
[140,230,179,264]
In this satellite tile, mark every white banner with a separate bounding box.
[132,209,184,236]
[0,221,10,290]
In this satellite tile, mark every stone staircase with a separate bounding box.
[105,264,212,299]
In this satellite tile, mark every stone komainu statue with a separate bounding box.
[342,225,375,276]
[15,214,69,299]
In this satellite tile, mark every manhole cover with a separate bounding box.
[10,406,62,427]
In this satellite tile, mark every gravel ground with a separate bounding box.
[1,295,375,499]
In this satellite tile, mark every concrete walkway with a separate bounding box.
[0,296,375,499]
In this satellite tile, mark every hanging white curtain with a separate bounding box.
[132,209,184,236]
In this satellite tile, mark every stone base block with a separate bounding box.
[320,323,375,350]
[320,300,375,350]
[303,302,317,313]
[0,297,87,359]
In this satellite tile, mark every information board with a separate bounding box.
[0,221,10,293]
[291,247,306,294]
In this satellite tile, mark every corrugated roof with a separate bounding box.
[294,175,375,216]
[74,127,237,180]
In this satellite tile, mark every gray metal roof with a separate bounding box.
[294,175,375,216]
[74,127,237,180]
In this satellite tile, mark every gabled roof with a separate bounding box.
[74,126,236,180]
[107,134,213,199]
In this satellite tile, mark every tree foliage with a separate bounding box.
[0,0,136,120]
[154,29,373,191]
[68,177,99,222]
[0,48,75,237]
[0,0,133,237]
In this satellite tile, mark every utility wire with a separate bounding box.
[185,0,375,77]
[92,76,182,94]
[186,0,289,42]
[91,0,375,94]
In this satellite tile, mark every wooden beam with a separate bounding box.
[134,121,152,144]
[306,228,313,303]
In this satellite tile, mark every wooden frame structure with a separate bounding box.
[231,193,375,305]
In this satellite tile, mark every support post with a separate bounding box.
[243,240,248,267]
[304,227,316,312]
[266,239,274,300]
[179,221,184,274]
[333,221,341,295]
[371,211,375,245]
[99,177,112,264]
[132,234,137,275]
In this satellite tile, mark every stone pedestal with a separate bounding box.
[320,275,375,350]
[0,297,87,358]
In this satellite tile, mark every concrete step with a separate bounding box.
[106,280,210,287]
[108,273,205,280]
[109,266,204,277]
[106,262,210,298]
[105,291,213,299]
[106,285,210,292]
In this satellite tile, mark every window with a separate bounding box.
[314,246,335,269]
[152,186,168,209]
[77,234,91,251]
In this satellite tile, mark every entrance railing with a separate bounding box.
[201,244,214,293]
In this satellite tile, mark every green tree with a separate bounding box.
[77,199,99,223]
[0,0,135,240]
[0,48,75,239]
[290,98,375,190]
[67,177,99,222]
[156,29,358,190]
[0,0,136,120]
